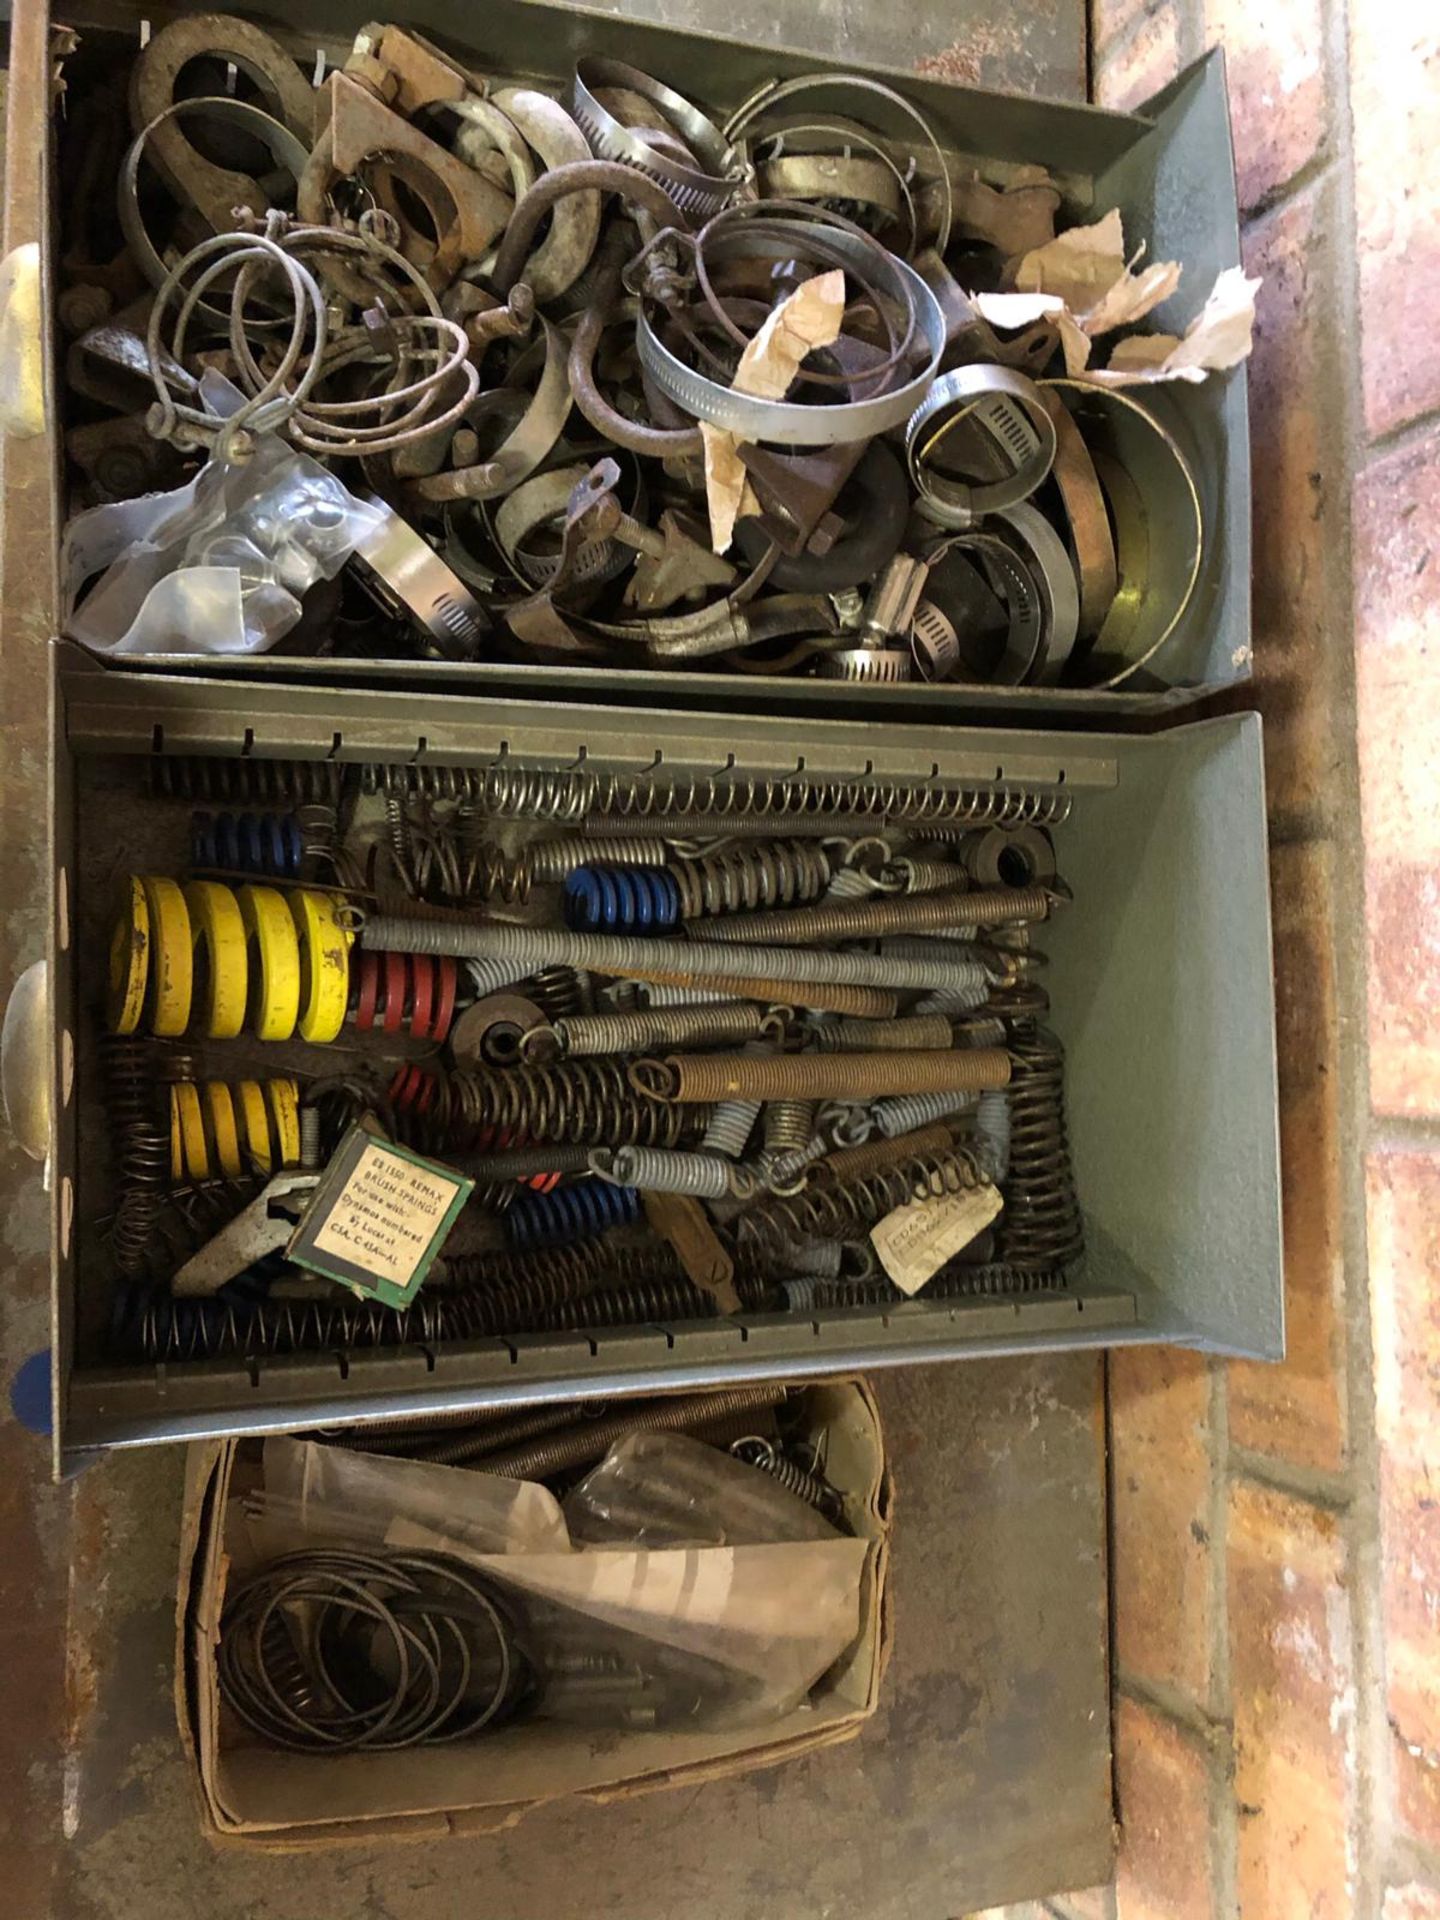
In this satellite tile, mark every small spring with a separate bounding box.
[731,1437,843,1523]
[475,1384,786,1480]
[384,789,414,892]
[563,866,681,933]
[702,886,1048,950]
[523,965,590,1020]
[670,841,832,918]
[352,951,458,1044]
[762,1098,817,1156]
[103,1037,172,1279]
[998,1025,1083,1270]
[540,1002,773,1059]
[775,1239,845,1278]
[873,1088,980,1138]
[973,1088,1012,1182]
[781,1277,819,1310]
[890,857,970,893]
[733,1149,983,1261]
[762,1135,829,1190]
[439,1238,680,1295]
[701,1097,761,1160]
[149,756,343,806]
[955,1015,1009,1048]
[536,1276,718,1332]
[593,1145,756,1200]
[505,1179,642,1252]
[191,810,304,879]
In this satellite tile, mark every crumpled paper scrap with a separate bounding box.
[969,210,1257,385]
[703,269,846,553]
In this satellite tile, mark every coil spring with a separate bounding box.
[522,965,590,1020]
[973,1088,1012,1182]
[543,1002,772,1059]
[763,1098,817,1155]
[114,1283,450,1362]
[505,1179,642,1252]
[731,1437,843,1522]
[670,842,832,918]
[811,1263,1068,1308]
[444,1060,695,1151]
[527,836,676,882]
[399,802,534,907]
[352,951,458,1044]
[701,1097,761,1160]
[471,766,1075,829]
[103,1038,171,1279]
[149,756,343,806]
[872,1088,979,1138]
[998,1025,1084,1270]
[537,1276,717,1332]
[763,1134,830,1190]
[564,866,681,932]
[439,1238,680,1295]
[191,809,305,879]
[475,1384,787,1480]
[597,1145,754,1200]
[734,1149,983,1260]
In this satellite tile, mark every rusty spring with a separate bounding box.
[733,1147,986,1261]
[442,1059,700,1151]
[631,1046,1012,1105]
[997,1025,1085,1272]
[671,841,832,917]
[147,756,344,807]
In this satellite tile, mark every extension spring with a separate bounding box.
[474,1384,787,1480]
[591,1145,756,1200]
[731,1437,843,1524]
[149,755,343,806]
[997,1026,1084,1271]
[505,1178,642,1251]
[733,1149,985,1261]
[191,809,304,879]
[539,1002,775,1059]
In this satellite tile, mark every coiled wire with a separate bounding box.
[103,1037,172,1279]
[476,1385,785,1480]
[997,1026,1083,1271]
[534,1002,774,1060]
[191,809,304,879]
[505,1179,642,1251]
[443,1060,696,1151]
[564,866,681,932]
[671,841,831,918]
[149,756,343,806]
[872,1088,979,1137]
[733,1148,985,1260]
[592,1145,756,1199]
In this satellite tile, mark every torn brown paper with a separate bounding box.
[1083,266,1261,386]
[704,270,846,552]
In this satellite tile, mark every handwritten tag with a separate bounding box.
[869,1183,1003,1296]
[289,1125,473,1308]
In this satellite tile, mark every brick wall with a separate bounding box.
[989,3,1440,1916]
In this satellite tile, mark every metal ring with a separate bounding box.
[637,223,944,445]
[926,531,1046,685]
[568,56,743,219]
[905,366,1057,528]
[994,501,1081,685]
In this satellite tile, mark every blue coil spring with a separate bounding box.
[505,1178,642,1253]
[192,809,304,879]
[562,865,681,933]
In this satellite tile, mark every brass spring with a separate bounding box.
[671,841,831,918]
[997,1025,1084,1271]
[103,1038,172,1279]
[445,1060,695,1150]
[476,1384,786,1480]
[631,1047,1012,1105]
[890,857,971,893]
[762,1097,817,1156]
[734,1148,985,1260]
[700,885,1052,948]
[805,1015,955,1053]
[148,756,343,806]
[418,1403,593,1466]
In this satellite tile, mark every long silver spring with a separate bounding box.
[591,1145,757,1200]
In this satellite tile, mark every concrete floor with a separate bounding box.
[0,1,1108,1912]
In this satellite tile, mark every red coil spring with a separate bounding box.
[353,950,458,1043]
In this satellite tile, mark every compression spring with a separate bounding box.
[762,1097,817,1156]
[148,756,343,806]
[591,1145,757,1200]
[805,1015,955,1053]
[475,1385,786,1480]
[631,1047,1012,1104]
[731,1437,843,1523]
[700,885,1052,948]
[532,1002,775,1060]
[443,1059,695,1151]
[505,1179,642,1252]
[476,765,1074,830]
[997,1025,1084,1270]
[872,1088,980,1137]
[564,866,681,933]
[438,1238,681,1297]
[113,1283,451,1362]
[733,1149,984,1260]
[527,836,676,881]
[814,1121,966,1185]
[670,841,832,918]
[103,1038,172,1279]
[762,1135,830,1190]
[811,1263,1068,1307]
[522,965,590,1020]
[191,810,304,879]
[536,1275,717,1333]
[352,950,458,1043]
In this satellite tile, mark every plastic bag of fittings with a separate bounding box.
[250,1435,869,1727]
[563,1431,841,1548]
[61,371,385,656]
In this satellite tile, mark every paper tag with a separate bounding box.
[869,1183,1004,1296]
[288,1126,473,1308]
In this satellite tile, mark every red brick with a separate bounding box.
[1202,0,1327,212]
[1114,1696,1213,1920]
[1367,1149,1440,1851]
[1053,1886,1115,1920]
[1228,842,1346,1469]
[1350,16,1440,437]
[1094,6,1181,114]
[1385,1886,1440,1920]
[1092,0,1163,55]
[1228,1481,1356,1918]
[1353,429,1440,1117]
[1242,188,1347,824]
[1110,1347,1214,1702]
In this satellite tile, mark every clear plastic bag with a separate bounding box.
[62,373,385,656]
[247,1433,870,1729]
[564,1430,839,1547]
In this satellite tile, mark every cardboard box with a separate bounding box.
[176,1380,891,1848]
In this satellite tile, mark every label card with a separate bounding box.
[869,1182,1004,1296]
